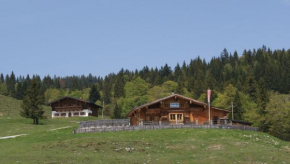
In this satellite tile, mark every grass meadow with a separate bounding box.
[0,95,290,163]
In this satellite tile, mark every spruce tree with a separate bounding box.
[89,84,100,103]
[174,63,181,81]
[148,68,156,85]
[154,67,162,85]
[103,76,112,104]
[233,91,243,120]
[0,73,4,83]
[177,76,184,94]
[160,64,172,82]
[113,102,122,119]
[243,73,257,102]
[204,70,216,90]
[256,78,269,114]
[15,82,24,100]
[6,72,16,97]
[20,78,45,124]
[114,70,125,98]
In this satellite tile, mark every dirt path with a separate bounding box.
[48,126,72,131]
[0,134,27,139]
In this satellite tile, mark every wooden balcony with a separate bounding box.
[55,106,82,112]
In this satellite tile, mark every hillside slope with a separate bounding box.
[0,123,289,163]
[0,95,51,118]
[0,95,22,118]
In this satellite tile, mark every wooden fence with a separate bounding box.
[74,123,259,134]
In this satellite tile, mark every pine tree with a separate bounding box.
[148,68,156,85]
[160,64,172,82]
[204,70,216,90]
[113,102,122,119]
[256,78,269,114]
[20,78,45,124]
[103,76,112,104]
[6,71,16,97]
[174,63,181,81]
[15,82,24,100]
[243,73,257,102]
[153,67,162,85]
[233,91,242,120]
[220,48,229,64]
[89,84,100,103]
[114,70,125,98]
[0,73,4,83]
[177,76,184,94]
[192,79,204,99]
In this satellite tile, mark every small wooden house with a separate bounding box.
[126,94,229,126]
[47,96,102,118]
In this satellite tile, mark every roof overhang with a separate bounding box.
[46,96,102,108]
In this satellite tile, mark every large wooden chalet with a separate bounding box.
[47,96,102,118]
[126,94,229,126]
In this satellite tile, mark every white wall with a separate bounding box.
[52,109,92,118]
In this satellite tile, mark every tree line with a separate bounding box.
[1,46,290,140]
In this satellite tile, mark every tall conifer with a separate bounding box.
[113,102,122,119]
[0,73,4,83]
[89,84,100,103]
[20,78,45,124]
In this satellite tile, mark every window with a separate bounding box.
[180,103,185,108]
[80,112,86,115]
[165,103,169,108]
[61,113,66,116]
[54,113,59,117]
[74,112,79,116]
[169,113,183,122]
[177,114,182,120]
[170,114,176,121]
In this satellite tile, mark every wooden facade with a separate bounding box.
[47,96,102,118]
[126,94,229,126]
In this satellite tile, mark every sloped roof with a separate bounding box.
[126,93,229,117]
[46,96,102,108]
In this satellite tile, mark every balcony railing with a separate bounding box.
[55,106,82,111]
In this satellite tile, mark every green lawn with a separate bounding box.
[0,117,290,164]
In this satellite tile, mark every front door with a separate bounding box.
[169,113,183,124]
[68,112,72,117]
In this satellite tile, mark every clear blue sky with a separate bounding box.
[1,0,290,77]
